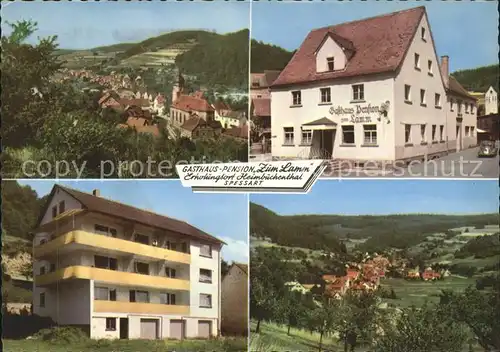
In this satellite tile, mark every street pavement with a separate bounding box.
[322,146,499,179]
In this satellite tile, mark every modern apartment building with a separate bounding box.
[32,185,224,340]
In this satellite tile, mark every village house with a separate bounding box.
[170,74,215,126]
[180,116,222,140]
[223,123,249,142]
[221,263,248,336]
[251,70,281,99]
[270,6,477,164]
[250,98,272,154]
[484,86,498,115]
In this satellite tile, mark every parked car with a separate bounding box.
[477,140,498,157]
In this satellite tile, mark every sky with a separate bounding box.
[1,0,250,49]
[18,180,249,264]
[251,180,499,216]
[252,1,499,72]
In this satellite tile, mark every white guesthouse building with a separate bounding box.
[270,6,477,164]
[33,185,223,340]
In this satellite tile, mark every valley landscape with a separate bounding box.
[1,2,251,179]
[249,181,499,352]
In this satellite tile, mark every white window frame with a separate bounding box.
[363,124,377,145]
[405,124,412,144]
[428,60,433,75]
[352,84,364,101]
[439,125,444,141]
[404,85,411,102]
[200,244,212,258]
[301,129,312,145]
[420,89,426,106]
[320,87,331,103]
[431,124,437,141]
[420,124,426,143]
[414,53,420,69]
[434,93,441,107]
[199,269,213,283]
[284,127,294,145]
[327,57,335,71]
[199,293,212,308]
[291,91,301,106]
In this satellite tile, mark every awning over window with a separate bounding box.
[302,117,337,131]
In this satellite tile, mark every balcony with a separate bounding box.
[93,300,189,315]
[34,230,190,264]
[35,266,190,290]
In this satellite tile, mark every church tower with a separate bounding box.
[172,70,185,104]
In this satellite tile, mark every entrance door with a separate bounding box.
[170,319,185,340]
[198,320,212,338]
[140,319,158,339]
[320,130,335,158]
[119,318,129,339]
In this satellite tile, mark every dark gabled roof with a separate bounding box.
[273,6,426,87]
[447,76,477,101]
[37,185,225,245]
[303,117,338,126]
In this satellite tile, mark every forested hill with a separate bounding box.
[250,39,294,73]
[2,181,47,241]
[175,29,249,88]
[250,203,344,252]
[451,64,499,92]
[250,202,498,252]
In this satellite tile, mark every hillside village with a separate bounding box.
[54,68,248,141]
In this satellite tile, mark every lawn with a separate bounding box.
[3,337,247,352]
[249,321,365,352]
[380,276,476,308]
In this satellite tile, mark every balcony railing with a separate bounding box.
[34,230,190,264]
[35,265,190,290]
[93,300,189,315]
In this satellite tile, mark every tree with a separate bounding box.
[337,291,380,352]
[307,296,339,352]
[1,20,62,148]
[221,259,230,277]
[440,284,500,351]
[373,303,467,352]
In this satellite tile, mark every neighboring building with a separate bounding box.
[32,185,224,340]
[224,123,249,142]
[180,116,222,139]
[250,98,272,153]
[221,263,248,336]
[477,113,500,142]
[484,86,498,115]
[170,75,215,126]
[215,110,247,130]
[250,70,281,99]
[270,6,477,163]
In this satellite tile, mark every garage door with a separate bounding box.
[170,320,185,340]
[140,319,158,339]
[198,320,212,338]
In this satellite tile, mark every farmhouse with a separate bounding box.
[270,6,477,164]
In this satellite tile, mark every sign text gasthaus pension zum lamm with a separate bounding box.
[176,160,326,193]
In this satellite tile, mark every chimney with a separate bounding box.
[440,55,449,88]
[92,189,100,197]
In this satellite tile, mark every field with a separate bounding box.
[249,321,352,352]
[380,276,476,308]
[3,337,247,352]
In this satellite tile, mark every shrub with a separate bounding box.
[2,313,55,339]
[33,326,89,344]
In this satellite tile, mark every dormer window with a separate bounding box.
[327,57,335,71]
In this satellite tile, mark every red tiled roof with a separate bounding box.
[346,269,360,280]
[173,95,214,113]
[181,116,204,132]
[272,6,426,87]
[224,124,249,139]
[252,98,271,117]
[126,117,148,128]
[119,98,150,108]
[251,70,281,88]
